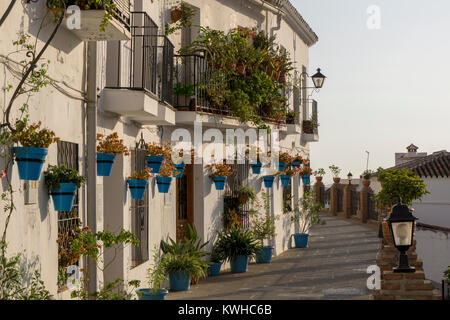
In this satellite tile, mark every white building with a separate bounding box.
[0,0,321,298]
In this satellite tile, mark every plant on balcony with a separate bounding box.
[165,2,196,35]
[44,165,85,212]
[127,168,151,200]
[96,132,129,176]
[206,163,233,190]
[46,0,119,32]
[286,110,299,124]
[329,165,341,183]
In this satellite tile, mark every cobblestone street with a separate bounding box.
[168,214,380,300]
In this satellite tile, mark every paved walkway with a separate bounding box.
[167,214,380,300]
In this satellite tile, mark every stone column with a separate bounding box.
[313,177,324,204]
[344,184,352,218]
[360,186,369,223]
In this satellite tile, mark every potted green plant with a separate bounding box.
[280,168,298,186]
[166,2,195,35]
[278,152,293,172]
[362,169,373,187]
[136,246,169,300]
[127,169,151,200]
[291,154,303,168]
[237,185,257,205]
[314,168,326,182]
[12,120,59,181]
[156,162,176,194]
[147,141,172,174]
[206,163,233,190]
[299,166,313,185]
[329,165,341,183]
[208,242,226,277]
[96,132,129,177]
[249,212,278,264]
[290,191,325,248]
[44,165,85,212]
[214,226,260,273]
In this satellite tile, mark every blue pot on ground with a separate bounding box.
[230,255,249,273]
[208,262,222,276]
[291,161,302,168]
[156,176,172,193]
[256,246,274,264]
[147,156,164,174]
[280,174,290,186]
[13,147,48,180]
[169,272,190,291]
[173,162,186,179]
[250,162,263,174]
[97,153,116,177]
[50,183,77,211]
[127,179,148,200]
[301,174,311,185]
[212,176,226,190]
[278,162,287,172]
[293,233,309,248]
[136,288,169,300]
[263,176,275,188]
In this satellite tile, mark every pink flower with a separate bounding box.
[0,169,6,178]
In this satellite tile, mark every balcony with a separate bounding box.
[173,54,286,129]
[103,12,175,125]
[301,100,319,142]
[62,0,132,41]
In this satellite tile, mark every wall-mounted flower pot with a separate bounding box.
[291,161,302,168]
[212,176,227,190]
[230,255,248,273]
[169,271,190,291]
[156,176,172,193]
[293,233,309,248]
[263,176,275,188]
[208,262,222,276]
[97,153,116,177]
[301,174,311,185]
[173,162,186,179]
[278,162,287,172]
[250,162,262,174]
[147,156,164,174]
[13,147,48,180]
[280,174,290,186]
[127,179,148,200]
[362,179,371,187]
[256,246,274,264]
[136,288,169,300]
[50,183,77,211]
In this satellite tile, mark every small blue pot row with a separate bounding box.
[250,160,303,175]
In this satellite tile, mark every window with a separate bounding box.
[224,161,250,229]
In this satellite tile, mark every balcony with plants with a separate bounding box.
[103,11,175,125]
[301,99,319,142]
[172,27,294,130]
[46,0,132,41]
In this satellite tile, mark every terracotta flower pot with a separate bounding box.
[315,176,323,182]
[333,177,341,184]
[171,8,182,23]
[362,179,371,187]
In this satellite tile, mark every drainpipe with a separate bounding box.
[86,41,98,295]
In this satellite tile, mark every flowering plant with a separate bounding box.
[279,152,293,164]
[292,154,303,163]
[282,167,299,177]
[147,141,172,159]
[249,214,277,245]
[206,163,233,178]
[223,209,247,229]
[96,133,129,155]
[158,161,176,177]
[299,166,313,176]
[12,119,59,148]
[128,168,151,181]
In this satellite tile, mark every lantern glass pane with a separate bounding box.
[313,77,324,88]
[391,221,413,246]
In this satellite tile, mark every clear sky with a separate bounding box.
[292,0,450,184]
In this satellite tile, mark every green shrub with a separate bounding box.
[214,226,260,261]
[44,164,85,190]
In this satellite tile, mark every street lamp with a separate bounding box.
[311,68,326,89]
[387,200,418,273]
[347,172,353,185]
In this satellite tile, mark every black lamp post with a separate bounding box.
[311,68,326,89]
[347,172,353,185]
[387,199,418,273]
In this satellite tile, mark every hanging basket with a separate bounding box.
[50,183,77,211]
[127,179,148,200]
[97,153,116,177]
[301,174,311,185]
[280,174,291,187]
[173,162,186,179]
[147,156,164,174]
[156,176,172,193]
[250,162,262,174]
[263,176,275,188]
[212,176,227,190]
[13,147,48,181]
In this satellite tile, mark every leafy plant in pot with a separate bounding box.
[299,166,313,185]
[362,169,373,187]
[249,210,278,264]
[329,165,341,183]
[44,165,85,212]
[147,141,172,174]
[96,133,129,177]
[156,161,176,194]
[206,163,233,190]
[290,191,325,248]
[208,240,227,276]
[280,167,298,187]
[127,168,151,200]
[136,245,168,300]
[237,185,257,205]
[214,225,260,273]
[314,168,326,182]
[12,119,59,181]
[278,152,293,172]
[291,154,303,168]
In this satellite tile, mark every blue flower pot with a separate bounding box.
[301,174,311,185]
[147,156,164,174]
[97,153,116,177]
[208,262,222,276]
[212,176,226,190]
[50,183,77,211]
[251,162,263,174]
[278,162,287,172]
[263,176,275,188]
[13,147,48,181]
[280,174,290,186]
[169,272,190,291]
[128,179,148,200]
[173,162,186,179]
[156,176,172,193]
[256,246,274,264]
[230,255,248,273]
[136,288,169,300]
[291,161,302,168]
[293,233,309,248]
